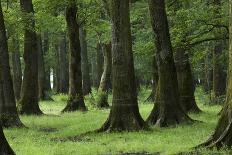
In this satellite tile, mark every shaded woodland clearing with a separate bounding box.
[3,89,225,155]
[1,0,232,154]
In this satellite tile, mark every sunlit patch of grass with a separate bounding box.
[3,88,224,155]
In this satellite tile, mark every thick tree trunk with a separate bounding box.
[98,0,147,132]
[198,2,232,148]
[212,0,226,100]
[97,43,111,108]
[213,43,226,98]
[80,27,91,95]
[146,0,193,127]
[62,1,87,112]
[0,125,14,155]
[18,0,43,115]
[175,48,201,113]
[11,37,22,101]
[96,43,104,88]
[58,33,69,94]
[37,34,46,100]
[43,31,52,92]
[0,2,24,127]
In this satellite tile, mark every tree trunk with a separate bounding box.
[0,2,24,127]
[97,43,111,108]
[54,43,60,93]
[96,43,104,88]
[212,0,226,100]
[146,0,193,127]
[198,1,232,148]
[62,1,87,112]
[98,0,147,132]
[58,33,69,94]
[80,27,91,95]
[11,37,22,101]
[18,0,42,115]
[37,34,46,100]
[0,124,15,155]
[175,48,201,113]
[43,31,52,92]
[213,43,226,98]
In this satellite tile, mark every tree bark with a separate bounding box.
[62,1,87,112]
[98,0,147,132]
[212,0,227,100]
[198,1,232,148]
[43,31,52,92]
[97,43,111,108]
[175,48,201,113]
[37,34,46,100]
[58,33,69,94]
[0,124,15,155]
[146,0,193,127]
[80,27,91,95]
[0,2,24,127]
[54,43,60,93]
[11,37,22,101]
[18,0,43,115]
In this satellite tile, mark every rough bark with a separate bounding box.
[80,27,91,95]
[146,0,193,127]
[18,0,43,115]
[198,2,232,148]
[175,48,201,113]
[98,0,147,132]
[11,37,22,101]
[0,2,24,127]
[0,124,15,155]
[62,1,87,112]
[58,33,69,94]
[97,43,111,108]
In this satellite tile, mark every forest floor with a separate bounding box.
[4,88,230,155]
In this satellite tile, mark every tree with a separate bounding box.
[11,37,22,101]
[18,0,43,115]
[0,1,23,127]
[63,0,87,112]
[96,43,104,88]
[58,33,69,94]
[43,31,52,92]
[98,0,147,132]
[97,43,111,108]
[175,48,201,113]
[37,34,46,100]
[212,0,226,101]
[80,27,91,95]
[0,124,14,155]
[146,0,193,127]
[198,1,232,148]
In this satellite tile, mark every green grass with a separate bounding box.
[3,88,229,155]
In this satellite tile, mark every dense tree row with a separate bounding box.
[0,0,232,153]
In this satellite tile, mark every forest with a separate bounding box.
[0,0,232,154]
